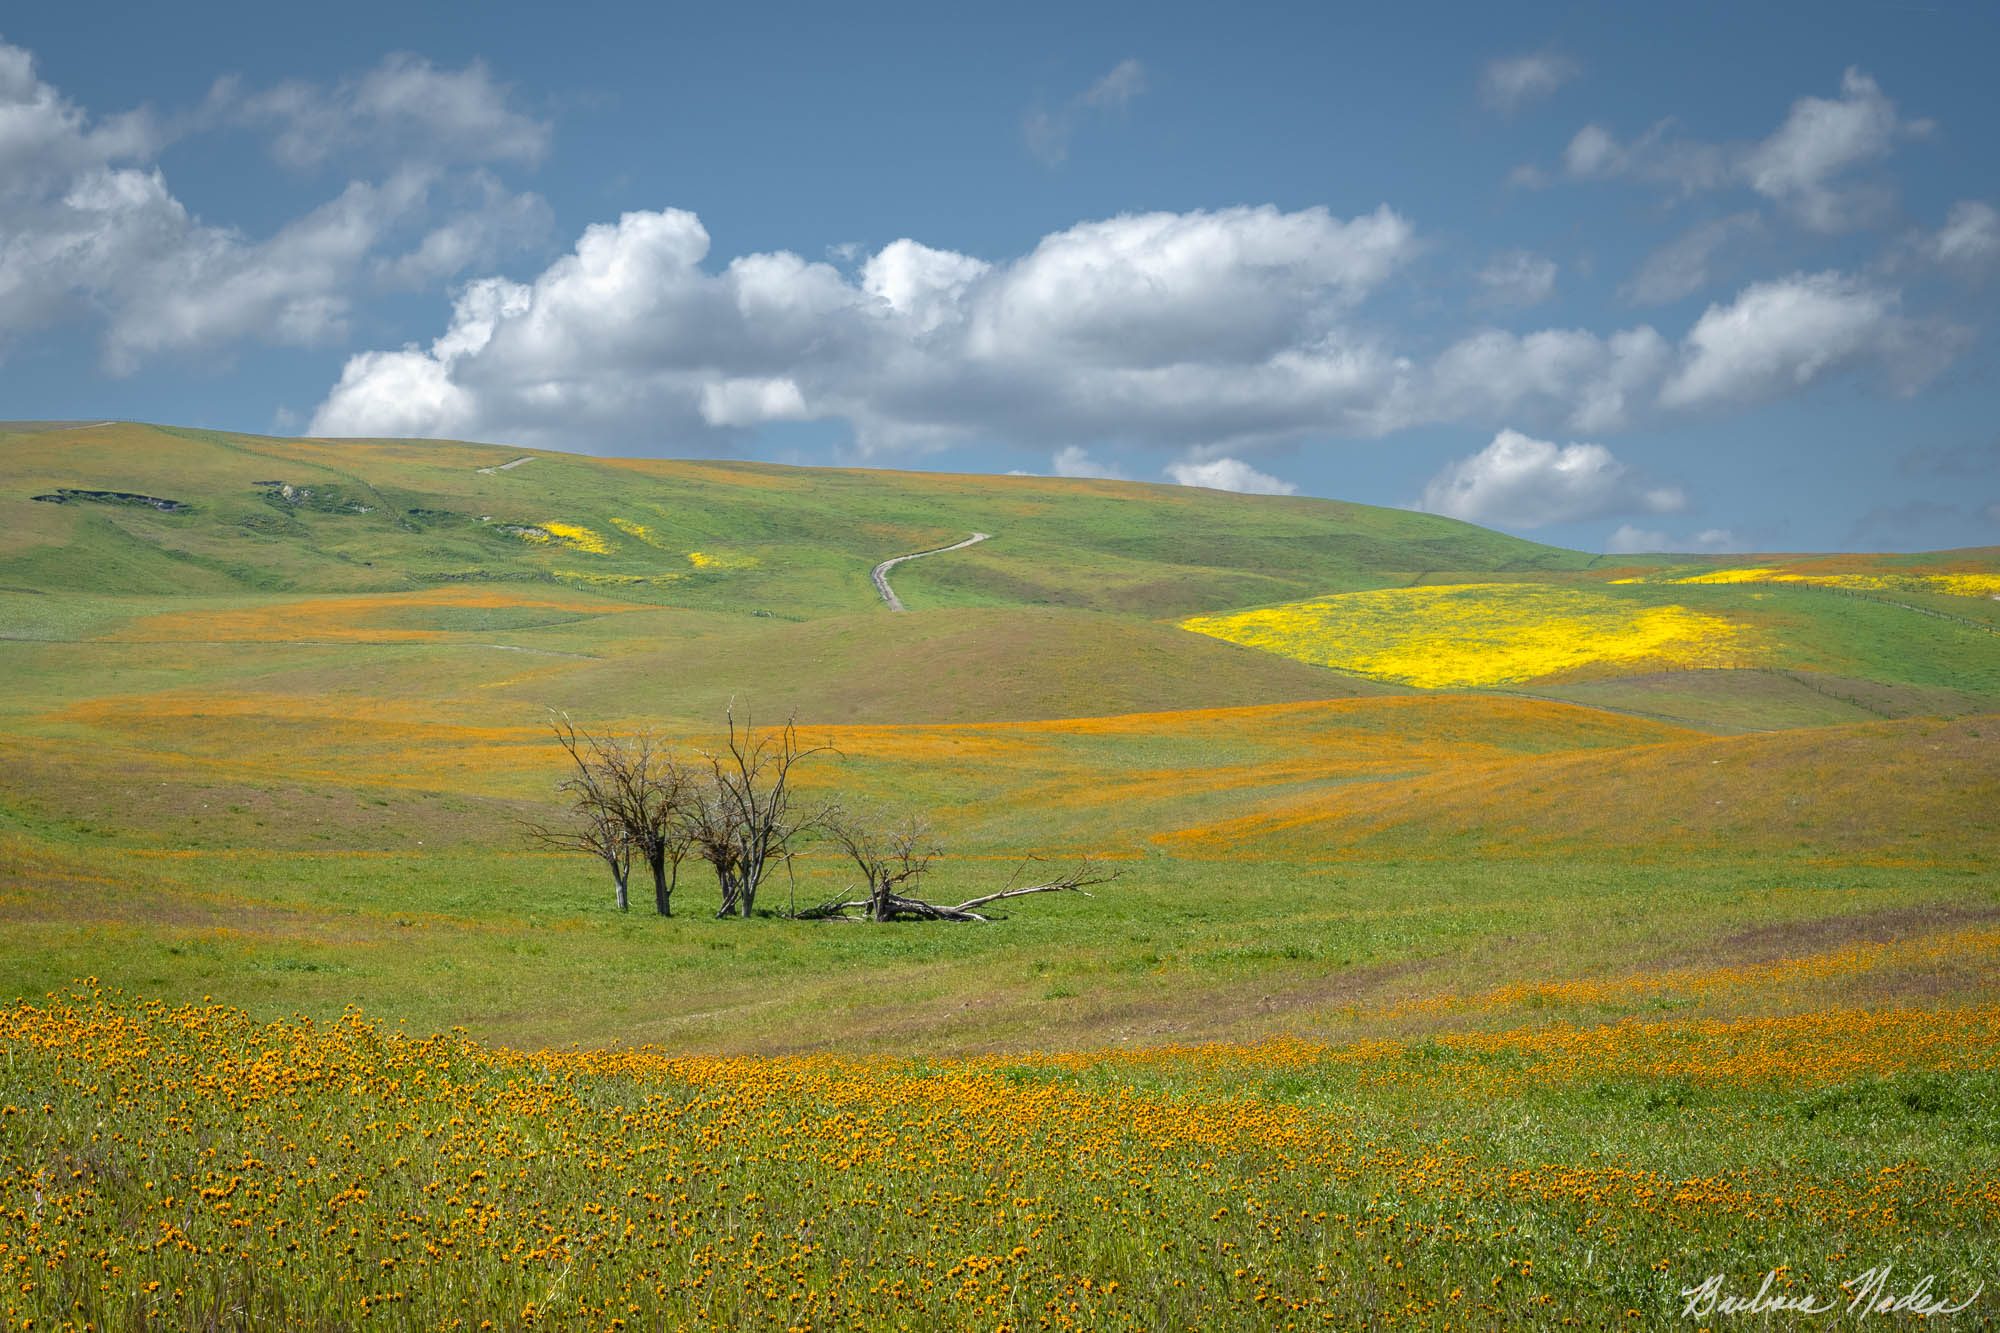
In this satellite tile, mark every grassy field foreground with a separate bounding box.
[4,984,1996,1330]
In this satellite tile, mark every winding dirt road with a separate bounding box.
[871,532,990,611]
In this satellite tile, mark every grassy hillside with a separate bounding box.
[2,421,1581,614]
[10,420,1997,729]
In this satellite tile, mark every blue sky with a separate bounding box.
[3,1,1997,553]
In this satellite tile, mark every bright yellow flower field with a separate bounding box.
[541,521,614,554]
[1181,583,1753,689]
[1671,568,2000,598]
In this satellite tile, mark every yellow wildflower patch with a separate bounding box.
[1931,573,2000,597]
[1662,568,2000,599]
[1181,583,1753,689]
[1784,571,2000,598]
[686,550,758,570]
[540,521,612,554]
[554,568,684,589]
[608,516,669,547]
[1674,567,1784,585]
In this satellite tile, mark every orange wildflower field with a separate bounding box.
[4,984,1996,1330]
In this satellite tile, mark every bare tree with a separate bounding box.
[627,744,700,918]
[524,719,639,911]
[823,810,942,922]
[527,716,701,915]
[692,705,836,918]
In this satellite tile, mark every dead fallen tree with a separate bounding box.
[801,813,1118,921]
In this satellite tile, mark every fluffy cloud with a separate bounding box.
[1558,68,1927,231]
[375,174,552,287]
[1479,53,1578,115]
[1419,325,1672,435]
[1166,457,1297,495]
[94,173,428,373]
[310,202,1433,450]
[969,205,1413,364]
[0,43,161,189]
[1024,58,1147,165]
[1560,122,1728,193]
[1660,271,1960,409]
[213,53,551,171]
[861,239,990,335]
[1421,429,1685,529]
[311,192,1970,455]
[1605,524,1742,554]
[1623,212,1761,305]
[1739,69,1924,231]
[1474,250,1558,308]
[0,40,546,371]
[1050,446,1124,479]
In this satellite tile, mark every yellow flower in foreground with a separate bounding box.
[1182,583,1752,689]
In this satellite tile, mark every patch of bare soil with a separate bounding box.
[1697,900,2000,968]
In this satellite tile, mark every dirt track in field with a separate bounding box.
[871,532,990,611]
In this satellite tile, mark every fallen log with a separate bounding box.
[793,861,1118,923]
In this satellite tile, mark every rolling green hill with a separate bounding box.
[9,419,1998,734]
[1,420,1583,613]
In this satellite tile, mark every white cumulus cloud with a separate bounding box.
[1165,457,1297,495]
[1605,524,1743,554]
[213,52,551,171]
[310,202,1434,451]
[1419,325,1672,435]
[1421,429,1685,529]
[0,39,547,371]
[308,194,1972,456]
[1555,68,1928,231]
[1660,271,1960,409]
[1049,446,1125,479]
[1740,69,1925,231]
